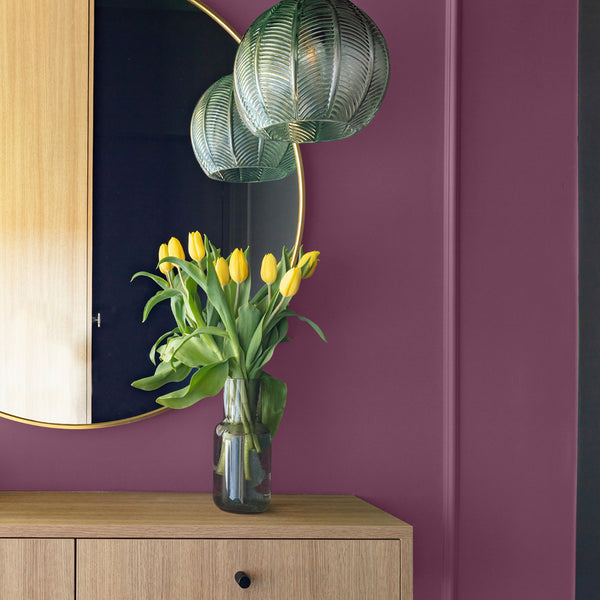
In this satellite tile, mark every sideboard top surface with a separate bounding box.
[0,492,412,540]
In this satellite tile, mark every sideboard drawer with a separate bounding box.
[77,538,401,599]
[0,539,73,600]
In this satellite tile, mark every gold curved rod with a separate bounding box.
[11,0,306,430]
[0,406,170,430]
[290,143,305,266]
[185,0,242,43]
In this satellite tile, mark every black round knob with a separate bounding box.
[234,571,251,589]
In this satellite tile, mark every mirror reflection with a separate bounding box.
[0,0,302,428]
[91,0,301,424]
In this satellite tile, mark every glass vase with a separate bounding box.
[213,378,271,513]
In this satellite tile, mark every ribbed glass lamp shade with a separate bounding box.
[190,75,297,183]
[233,0,390,143]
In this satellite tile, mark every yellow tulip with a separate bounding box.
[188,231,205,261]
[260,253,278,285]
[229,248,249,283]
[298,250,320,278]
[279,267,301,297]
[158,243,173,274]
[214,257,230,287]
[167,236,185,261]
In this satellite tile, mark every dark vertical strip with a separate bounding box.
[74,538,77,599]
[442,0,460,599]
[91,2,239,422]
[577,1,600,598]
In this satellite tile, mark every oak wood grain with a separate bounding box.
[401,536,414,599]
[0,492,412,540]
[0,492,412,599]
[0,0,90,423]
[0,539,74,600]
[77,538,400,600]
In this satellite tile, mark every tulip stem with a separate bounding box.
[239,380,261,453]
[166,272,173,288]
[178,269,188,299]
[267,284,272,305]
[264,296,285,330]
[234,282,240,316]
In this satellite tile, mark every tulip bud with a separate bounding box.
[229,248,249,283]
[298,250,320,278]
[158,243,173,274]
[260,253,278,284]
[214,257,230,287]
[279,267,301,297]
[167,237,185,261]
[188,231,205,261]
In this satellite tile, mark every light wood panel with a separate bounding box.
[0,0,90,423]
[0,493,412,599]
[0,539,74,600]
[0,492,412,540]
[77,538,400,600]
[401,536,414,599]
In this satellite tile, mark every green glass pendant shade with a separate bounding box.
[190,75,297,183]
[233,0,390,143]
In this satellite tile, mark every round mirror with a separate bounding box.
[0,0,304,429]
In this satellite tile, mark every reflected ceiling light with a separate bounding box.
[233,0,391,143]
[190,75,297,183]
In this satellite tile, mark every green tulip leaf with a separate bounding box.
[250,345,277,377]
[142,288,180,322]
[171,326,228,367]
[280,246,291,272]
[246,305,291,371]
[294,313,327,342]
[237,304,262,353]
[191,326,228,337]
[131,360,191,391]
[206,301,219,327]
[206,259,239,348]
[227,355,244,379]
[263,309,292,338]
[184,277,205,327]
[260,372,287,437]
[224,280,236,315]
[149,327,180,365]
[250,282,269,306]
[249,319,289,377]
[170,294,189,333]
[262,306,292,339]
[131,271,170,290]
[159,257,206,289]
[206,238,221,258]
[245,316,266,371]
[157,336,179,363]
[173,338,218,367]
[156,361,228,409]
[268,318,289,348]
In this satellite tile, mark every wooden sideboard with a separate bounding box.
[0,492,412,599]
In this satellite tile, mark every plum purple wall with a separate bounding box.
[0,1,577,599]
[457,2,578,599]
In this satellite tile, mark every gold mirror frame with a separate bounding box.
[0,0,305,430]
